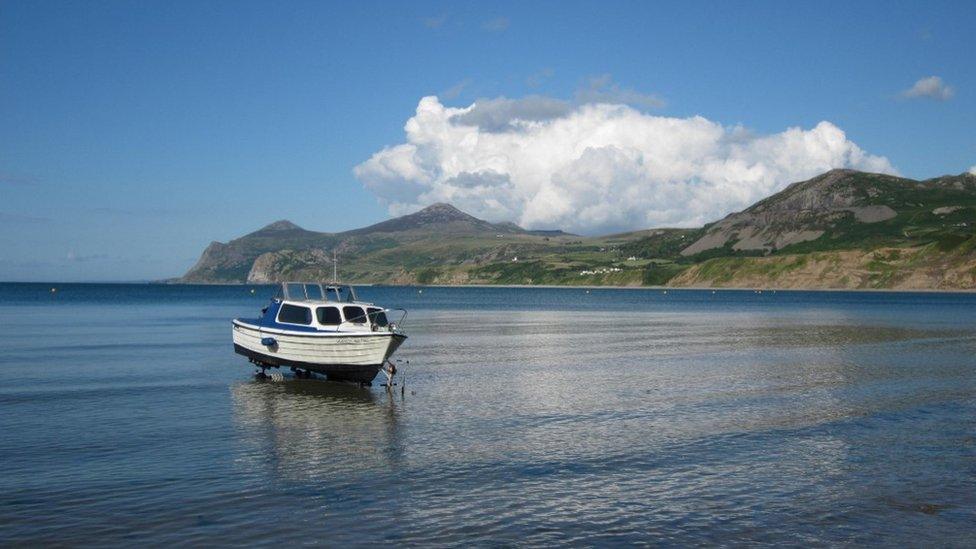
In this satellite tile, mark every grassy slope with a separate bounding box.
[779,174,976,254]
[303,233,651,286]
[621,172,976,288]
[670,237,976,289]
[182,172,976,289]
[209,213,976,288]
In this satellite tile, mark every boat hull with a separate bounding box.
[232,321,406,383]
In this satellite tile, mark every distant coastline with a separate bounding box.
[5,280,975,295]
[416,283,976,294]
[173,170,976,292]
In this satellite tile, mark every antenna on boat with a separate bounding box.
[332,248,338,283]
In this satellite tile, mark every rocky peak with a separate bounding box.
[345,202,497,235]
[413,203,473,222]
[258,220,303,232]
[750,171,859,213]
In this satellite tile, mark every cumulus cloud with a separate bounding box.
[576,74,665,109]
[450,95,571,132]
[354,96,897,234]
[902,76,954,101]
[969,165,976,175]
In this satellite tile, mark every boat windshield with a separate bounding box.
[304,285,324,300]
[368,307,389,327]
[278,282,359,302]
[325,285,358,302]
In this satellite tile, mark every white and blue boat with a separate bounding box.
[232,282,407,383]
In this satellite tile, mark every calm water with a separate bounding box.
[1,283,975,546]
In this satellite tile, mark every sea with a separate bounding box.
[1,283,974,546]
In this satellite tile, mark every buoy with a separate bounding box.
[250,288,255,294]
[418,289,423,294]
[50,287,57,293]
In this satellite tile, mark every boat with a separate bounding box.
[232,282,407,384]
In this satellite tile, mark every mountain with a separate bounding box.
[179,170,976,289]
[665,169,976,289]
[181,220,337,283]
[343,202,504,236]
[179,203,561,284]
[679,169,976,257]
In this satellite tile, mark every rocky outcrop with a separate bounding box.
[246,249,333,283]
[681,170,909,256]
[181,241,252,283]
[258,220,303,232]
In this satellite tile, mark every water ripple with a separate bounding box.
[1,285,975,545]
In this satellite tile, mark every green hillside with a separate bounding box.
[179,170,976,289]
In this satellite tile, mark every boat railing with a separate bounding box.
[336,307,408,333]
[386,308,408,332]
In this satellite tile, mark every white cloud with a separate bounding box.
[450,96,571,132]
[0,211,49,223]
[66,250,109,263]
[526,68,554,89]
[421,15,447,29]
[576,74,665,109]
[902,76,954,101]
[0,172,39,186]
[441,79,471,100]
[482,17,509,32]
[354,96,897,234]
[969,165,976,175]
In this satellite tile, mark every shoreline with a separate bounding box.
[420,283,976,294]
[3,280,975,294]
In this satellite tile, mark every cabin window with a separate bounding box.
[278,303,312,325]
[368,307,389,327]
[317,306,342,326]
[342,306,367,324]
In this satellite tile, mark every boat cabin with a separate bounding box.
[253,282,396,333]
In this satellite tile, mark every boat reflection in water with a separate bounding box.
[230,379,405,482]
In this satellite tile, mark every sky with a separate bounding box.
[1,0,974,281]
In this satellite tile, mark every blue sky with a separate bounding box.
[1,0,973,281]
